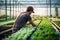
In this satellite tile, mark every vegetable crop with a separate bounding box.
[3,20,41,40]
[3,26,35,40]
[2,18,58,40]
[32,18,58,40]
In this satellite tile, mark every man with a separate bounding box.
[12,6,36,33]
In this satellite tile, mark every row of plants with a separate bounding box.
[0,15,9,19]
[2,18,59,40]
[52,18,60,27]
[1,22,14,28]
[31,15,42,21]
[54,21,60,27]
[2,20,41,40]
[2,26,35,40]
[0,20,15,26]
[34,20,41,25]
[0,18,15,22]
[32,18,58,40]
[1,20,41,28]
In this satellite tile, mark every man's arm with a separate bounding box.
[26,14,36,26]
[29,20,36,26]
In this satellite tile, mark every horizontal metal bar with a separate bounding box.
[0,3,60,5]
[0,28,12,35]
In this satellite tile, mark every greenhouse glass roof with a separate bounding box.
[0,0,60,8]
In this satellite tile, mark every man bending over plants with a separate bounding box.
[12,6,36,33]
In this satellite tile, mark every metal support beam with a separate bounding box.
[50,0,52,17]
[10,0,11,19]
[13,0,14,19]
[46,0,48,17]
[5,0,7,20]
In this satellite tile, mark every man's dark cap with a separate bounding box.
[26,6,34,13]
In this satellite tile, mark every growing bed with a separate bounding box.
[0,19,15,33]
[0,20,15,26]
[52,18,60,27]
[32,18,58,40]
[2,18,59,40]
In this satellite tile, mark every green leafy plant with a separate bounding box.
[32,18,58,40]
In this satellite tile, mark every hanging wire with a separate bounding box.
[18,1,20,13]
[5,0,7,20]
[13,0,15,19]
[10,0,11,19]
[54,0,60,17]
[20,1,21,12]
[46,0,48,16]
[15,0,18,17]
[49,0,52,17]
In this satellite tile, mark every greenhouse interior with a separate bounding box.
[0,0,60,40]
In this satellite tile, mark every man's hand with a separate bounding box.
[29,20,37,27]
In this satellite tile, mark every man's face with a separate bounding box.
[29,11,33,15]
